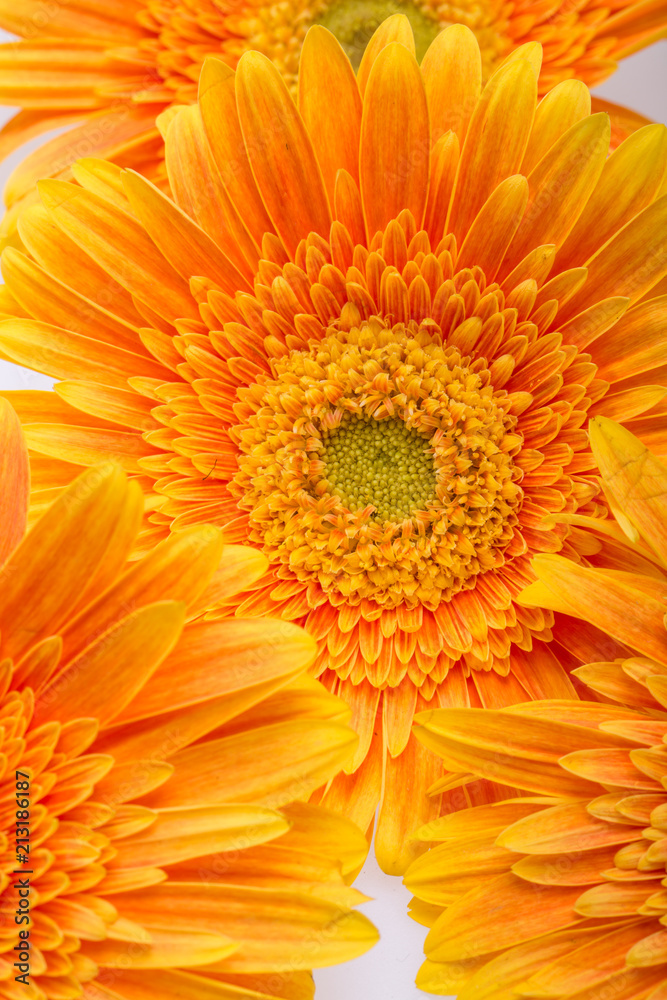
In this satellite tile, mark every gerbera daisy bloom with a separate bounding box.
[0,396,378,1000]
[1,21,667,873]
[405,417,667,997]
[0,0,665,233]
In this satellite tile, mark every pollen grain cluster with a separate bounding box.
[322,415,437,523]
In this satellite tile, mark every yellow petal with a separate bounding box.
[590,416,667,566]
[425,872,582,961]
[113,884,378,972]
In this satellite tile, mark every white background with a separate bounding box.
[0,27,665,1000]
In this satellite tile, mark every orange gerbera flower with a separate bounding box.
[0,396,378,1000]
[405,418,667,997]
[1,22,667,872]
[0,0,664,233]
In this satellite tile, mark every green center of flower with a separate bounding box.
[316,0,441,65]
[322,414,437,521]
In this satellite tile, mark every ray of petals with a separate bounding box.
[163,104,260,279]
[521,80,591,175]
[520,556,667,666]
[60,525,224,662]
[456,174,529,277]
[0,318,169,388]
[0,463,133,660]
[235,51,331,259]
[109,618,317,723]
[122,170,252,296]
[499,113,610,277]
[557,194,667,321]
[143,719,358,810]
[425,872,583,961]
[37,179,199,321]
[359,42,430,239]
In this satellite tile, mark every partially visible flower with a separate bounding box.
[2,23,667,873]
[0,0,665,233]
[0,396,377,1000]
[404,417,667,997]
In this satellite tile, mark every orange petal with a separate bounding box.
[557,123,667,272]
[110,618,316,724]
[523,554,667,666]
[447,58,537,245]
[37,179,198,321]
[143,719,358,810]
[360,42,429,239]
[522,79,591,175]
[590,416,667,566]
[299,27,362,202]
[198,57,274,249]
[500,113,610,278]
[0,464,134,661]
[357,14,415,97]
[0,397,28,564]
[421,25,481,146]
[456,174,528,278]
[235,51,331,259]
[163,104,259,280]
[34,601,185,726]
[122,170,251,297]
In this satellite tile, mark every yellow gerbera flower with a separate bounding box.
[0,396,378,1000]
[1,22,667,873]
[405,417,667,997]
[0,0,664,233]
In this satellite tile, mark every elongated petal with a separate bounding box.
[0,397,28,564]
[299,27,362,201]
[425,872,582,961]
[360,42,429,239]
[421,25,481,145]
[235,52,331,258]
[447,59,536,243]
[143,720,357,809]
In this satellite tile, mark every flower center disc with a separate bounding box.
[322,415,437,521]
[316,0,441,65]
[232,319,524,610]
[246,0,509,89]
